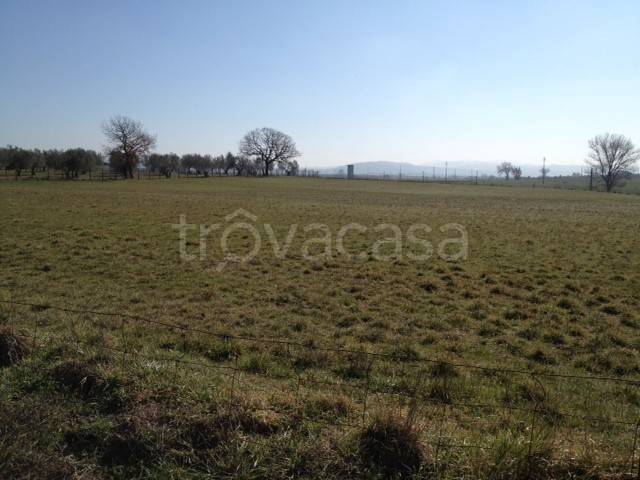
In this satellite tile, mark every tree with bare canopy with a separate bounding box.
[239,127,300,176]
[511,165,522,180]
[496,161,513,180]
[586,133,639,192]
[102,115,156,178]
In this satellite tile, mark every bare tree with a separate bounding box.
[235,155,259,176]
[102,115,156,178]
[223,152,237,175]
[511,165,522,180]
[586,133,640,192]
[281,158,299,176]
[496,162,513,180]
[239,127,300,176]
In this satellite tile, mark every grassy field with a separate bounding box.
[1,177,640,479]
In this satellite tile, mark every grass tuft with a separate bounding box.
[357,411,424,477]
[0,328,30,367]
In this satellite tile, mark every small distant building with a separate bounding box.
[347,164,354,179]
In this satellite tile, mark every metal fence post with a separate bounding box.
[630,420,640,477]
[31,310,38,349]
[174,329,187,384]
[120,316,128,373]
[229,352,239,403]
[527,374,546,477]
[433,370,450,475]
[362,357,374,427]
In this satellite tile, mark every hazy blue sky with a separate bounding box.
[1,0,639,168]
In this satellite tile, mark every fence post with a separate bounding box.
[527,400,538,475]
[120,316,128,374]
[527,374,546,477]
[174,329,187,384]
[31,310,39,349]
[229,352,239,403]
[630,420,640,477]
[433,369,451,475]
[362,356,374,427]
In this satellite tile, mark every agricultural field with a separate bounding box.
[1,177,640,479]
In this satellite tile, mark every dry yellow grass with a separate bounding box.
[1,177,639,478]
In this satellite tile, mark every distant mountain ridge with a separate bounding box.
[319,161,587,178]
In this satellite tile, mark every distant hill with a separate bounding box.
[319,161,587,178]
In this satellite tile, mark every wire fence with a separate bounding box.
[4,165,639,195]
[0,166,322,181]
[316,166,640,194]
[2,298,639,476]
[319,166,480,184]
[0,167,214,182]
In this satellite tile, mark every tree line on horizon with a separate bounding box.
[102,116,301,178]
[2,116,638,192]
[0,116,302,179]
[0,146,301,179]
[0,146,102,179]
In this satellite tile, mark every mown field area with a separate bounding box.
[1,177,640,479]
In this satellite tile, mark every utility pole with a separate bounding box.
[589,167,593,191]
[542,157,546,185]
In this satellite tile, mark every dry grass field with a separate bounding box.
[1,177,640,479]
